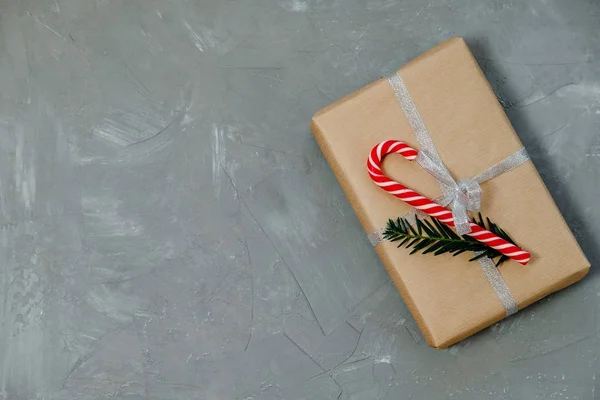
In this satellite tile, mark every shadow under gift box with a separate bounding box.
[310,37,589,349]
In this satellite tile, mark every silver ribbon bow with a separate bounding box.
[416,148,530,235]
[416,151,481,235]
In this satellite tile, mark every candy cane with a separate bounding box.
[367,140,530,265]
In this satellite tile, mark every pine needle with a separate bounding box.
[382,213,521,267]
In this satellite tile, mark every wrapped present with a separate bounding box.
[310,37,589,348]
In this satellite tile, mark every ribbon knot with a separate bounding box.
[415,150,482,235]
[449,178,482,235]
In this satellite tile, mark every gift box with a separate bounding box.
[310,37,590,348]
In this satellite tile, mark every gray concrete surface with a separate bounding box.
[0,0,599,399]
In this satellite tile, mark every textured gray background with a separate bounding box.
[0,0,599,399]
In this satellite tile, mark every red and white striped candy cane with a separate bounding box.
[367,139,530,265]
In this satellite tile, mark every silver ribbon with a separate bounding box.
[476,253,519,316]
[372,72,530,316]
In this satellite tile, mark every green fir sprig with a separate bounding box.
[382,213,519,266]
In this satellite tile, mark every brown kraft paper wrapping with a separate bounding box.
[310,37,590,348]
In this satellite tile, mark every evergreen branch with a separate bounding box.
[382,213,520,267]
